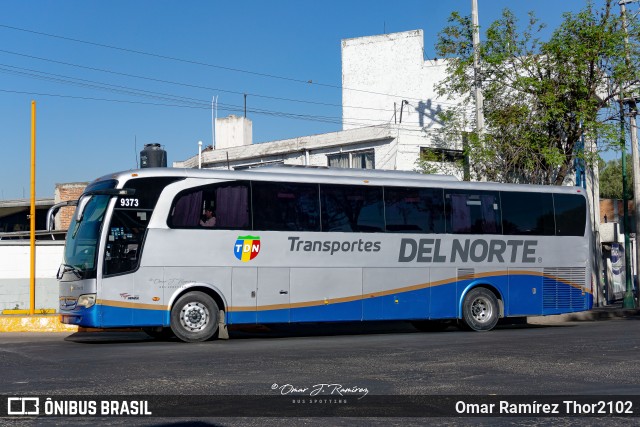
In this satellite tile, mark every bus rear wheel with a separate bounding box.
[170,291,219,342]
[461,288,499,331]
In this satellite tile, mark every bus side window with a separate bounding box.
[553,194,586,236]
[321,184,384,232]
[169,182,250,230]
[445,190,500,234]
[501,191,554,235]
[384,187,445,233]
[252,182,320,231]
[104,210,149,276]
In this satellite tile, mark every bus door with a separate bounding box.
[101,195,153,326]
[257,267,290,323]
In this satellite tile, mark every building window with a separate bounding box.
[327,150,374,169]
[420,147,465,163]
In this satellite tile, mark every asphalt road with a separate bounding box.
[1,318,639,426]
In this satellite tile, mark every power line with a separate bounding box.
[0,23,454,104]
[0,87,461,134]
[0,62,472,128]
[0,47,468,110]
[0,48,398,112]
[0,87,434,130]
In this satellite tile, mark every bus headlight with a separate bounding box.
[77,294,96,308]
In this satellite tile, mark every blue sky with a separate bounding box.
[0,0,613,199]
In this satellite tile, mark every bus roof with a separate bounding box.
[95,167,587,196]
[244,164,460,181]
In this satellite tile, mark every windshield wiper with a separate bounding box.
[57,264,83,280]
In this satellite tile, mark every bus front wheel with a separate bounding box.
[461,288,499,332]
[170,291,219,342]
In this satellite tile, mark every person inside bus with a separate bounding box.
[200,209,216,227]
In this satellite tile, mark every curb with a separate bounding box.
[0,315,144,333]
[0,315,78,333]
[527,307,640,325]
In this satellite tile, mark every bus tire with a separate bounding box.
[170,291,219,343]
[461,287,499,332]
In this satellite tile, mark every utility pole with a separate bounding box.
[29,101,36,316]
[471,0,484,137]
[620,98,635,308]
[620,0,639,308]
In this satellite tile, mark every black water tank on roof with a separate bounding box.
[140,143,167,168]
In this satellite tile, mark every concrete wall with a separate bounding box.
[341,30,453,132]
[341,30,466,175]
[0,241,64,311]
[215,115,252,150]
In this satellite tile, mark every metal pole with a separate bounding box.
[620,97,636,308]
[212,95,218,150]
[29,101,36,315]
[620,0,638,308]
[631,107,640,306]
[472,0,484,137]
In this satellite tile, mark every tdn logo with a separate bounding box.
[234,236,261,262]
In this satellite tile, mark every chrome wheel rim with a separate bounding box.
[180,302,210,331]
[470,296,493,324]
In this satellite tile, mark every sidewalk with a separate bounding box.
[1,305,639,333]
[526,303,640,325]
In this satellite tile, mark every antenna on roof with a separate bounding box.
[134,135,139,168]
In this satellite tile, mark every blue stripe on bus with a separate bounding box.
[60,276,592,328]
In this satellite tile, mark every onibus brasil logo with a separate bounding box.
[234,235,261,262]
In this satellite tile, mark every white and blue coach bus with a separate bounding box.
[58,167,592,342]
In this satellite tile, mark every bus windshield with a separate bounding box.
[62,179,117,279]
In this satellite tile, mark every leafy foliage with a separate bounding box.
[426,0,640,185]
[600,154,633,199]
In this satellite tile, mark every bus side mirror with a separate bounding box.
[75,195,91,223]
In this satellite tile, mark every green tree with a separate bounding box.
[428,0,640,185]
[599,154,633,199]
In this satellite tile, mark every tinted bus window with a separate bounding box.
[385,187,445,233]
[554,193,586,236]
[445,190,501,234]
[501,191,555,236]
[321,185,384,232]
[252,182,320,231]
[169,181,250,229]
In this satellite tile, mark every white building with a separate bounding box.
[174,30,464,173]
